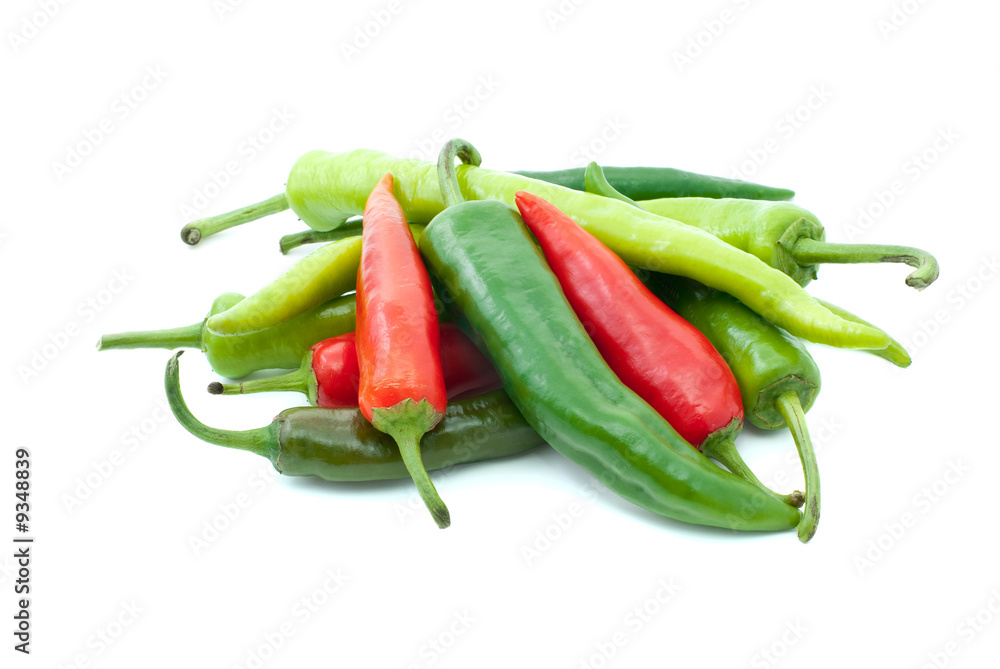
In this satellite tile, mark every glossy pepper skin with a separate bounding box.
[208,236,362,337]
[421,139,800,531]
[185,148,891,352]
[652,276,822,428]
[284,149,890,351]
[512,190,798,505]
[165,353,543,482]
[208,323,502,407]
[639,196,939,290]
[207,224,425,336]
[182,163,794,244]
[512,165,794,201]
[648,274,823,541]
[513,191,744,449]
[357,173,450,528]
[98,293,357,379]
[580,163,912,372]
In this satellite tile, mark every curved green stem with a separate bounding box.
[165,352,279,460]
[437,139,482,209]
[181,192,289,245]
[277,220,436,255]
[98,321,203,351]
[815,298,911,367]
[583,162,644,209]
[702,437,804,508]
[371,400,450,529]
[279,218,364,254]
[208,364,310,398]
[789,238,939,291]
[774,391,821,543]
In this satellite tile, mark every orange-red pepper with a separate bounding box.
[356,173,451,528]
[514,190,797,504]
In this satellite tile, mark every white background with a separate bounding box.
[4,0,999,667]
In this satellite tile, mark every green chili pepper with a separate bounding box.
[584,164,908,541]
[419,139,800,532]
[813,299,911,368]
[98,294,357,378]
[207,225,425,337]
[276,167,786,255]
[165,353,544,482]
[637,196,939,289]
[648,275,823,541]
[582,160,913,369]
[186,148,891,352]
[207,236,362,337]
[511,165,795,200]
[182,163,793,244]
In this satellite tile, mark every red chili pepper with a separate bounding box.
[317,324,502,406]
[357,173,451,528]
[208,323,503,408]
[514,190,792,503]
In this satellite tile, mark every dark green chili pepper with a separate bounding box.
[419,138,800,532]
[98,294,357,378]
[514,165,794,201]
[165,353,544,482]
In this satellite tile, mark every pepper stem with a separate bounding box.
[774,391,821,543]
[371,400,450,528]
[208,363,311,399]
[279,218,365,254]
[181,192,289,245]
[97,321,204,351]
[701,436,804,508]
[165,352,278,460]
[437,139,482,209]
[788,237,939,291]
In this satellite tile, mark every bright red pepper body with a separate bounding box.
[514,190,744,448]
[312,324,501,408]
[356,173,451,527]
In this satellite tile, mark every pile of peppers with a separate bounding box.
[99,138,939,543]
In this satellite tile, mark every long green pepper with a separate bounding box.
[649,276,824,542]
[165,353,544,481]
[98,293,357,378]
[419,139,800,531]
[181,163,793,244]
[189,148,890,352]
[638,196,939,289]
